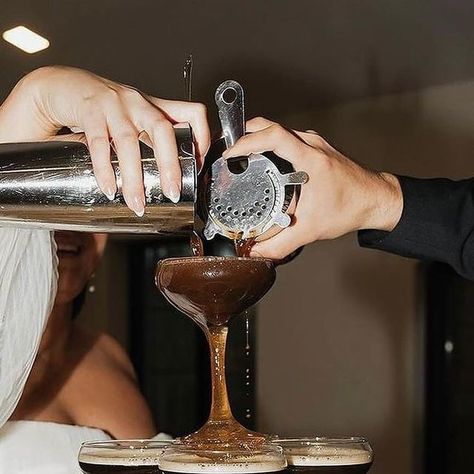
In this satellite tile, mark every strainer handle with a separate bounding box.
[215,80,245,148]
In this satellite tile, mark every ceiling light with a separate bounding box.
[2,26,49,54]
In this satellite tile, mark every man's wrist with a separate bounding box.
[362,172,403,232]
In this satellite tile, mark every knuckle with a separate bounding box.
[115,131,137,143]
[306,137,323,150]
[121,86,143,102]
[192,102,207,117]
[306,130,324,141]
[314,151,332,172]
[252,116,270,126]
[312,134,326,147]
[106,84,145,104]
[151,116,172,132]
[113,123,137,142]
[88,135,109,147]
[269,123,286,138]
[104,86,121,101]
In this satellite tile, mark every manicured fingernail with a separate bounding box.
[167,183,181,204]
[104,185,116,201]
[132,196,145,217]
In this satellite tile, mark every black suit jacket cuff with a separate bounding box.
[358,175,474,279]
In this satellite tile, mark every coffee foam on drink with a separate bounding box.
[159,454,285,473]
[79,448,164,466]
[284,447,371,466]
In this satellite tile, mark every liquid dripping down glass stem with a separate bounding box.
[208,325,232,421]
[183,321,266,446]
[184,54,193,102]
[245,311,252,420]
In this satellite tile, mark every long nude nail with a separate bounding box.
[167,182,181,204]
[104,185,116,201]
[132,196,145,217]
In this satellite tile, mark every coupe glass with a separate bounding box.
[78,439,173,473]
[273,437,373,473]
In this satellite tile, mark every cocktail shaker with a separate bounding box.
[0,82,308,241]
[0,126,196,234]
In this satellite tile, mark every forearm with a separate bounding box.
[359,176,474,279]
[0,69,58,143]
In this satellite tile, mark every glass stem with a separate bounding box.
[208,325,233,421]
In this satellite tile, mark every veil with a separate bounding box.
[0,228,57,427]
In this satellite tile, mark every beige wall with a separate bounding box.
[257,80,474,474]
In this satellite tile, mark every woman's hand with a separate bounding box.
[0,66,210,216]
[223,117,403,260]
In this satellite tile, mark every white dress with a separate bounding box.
[0,421,172,473]
[0,420,111,473]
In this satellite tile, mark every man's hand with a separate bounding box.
[0,66,210,216]
[223,117,403,260]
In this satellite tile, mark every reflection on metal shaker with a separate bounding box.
[0,126,196,234]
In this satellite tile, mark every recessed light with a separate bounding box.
[2,26,49,54]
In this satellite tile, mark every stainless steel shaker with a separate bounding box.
[0,126,196,234]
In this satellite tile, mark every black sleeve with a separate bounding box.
[358,175,474,280]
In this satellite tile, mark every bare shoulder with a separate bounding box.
[77,326,136,380]
[64,324,156,438]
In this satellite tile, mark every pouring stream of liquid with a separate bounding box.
[190,231,255,258]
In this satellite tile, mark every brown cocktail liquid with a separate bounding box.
[79,463,157,474]
[190,231,256,258]
[287,465,372,474]
[157,253,275,449]
[190,232,204,257]
[234,237,256,258]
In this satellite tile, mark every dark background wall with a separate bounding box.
[2,1,474,119]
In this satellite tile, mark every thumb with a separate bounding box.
[250,227,303,261]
